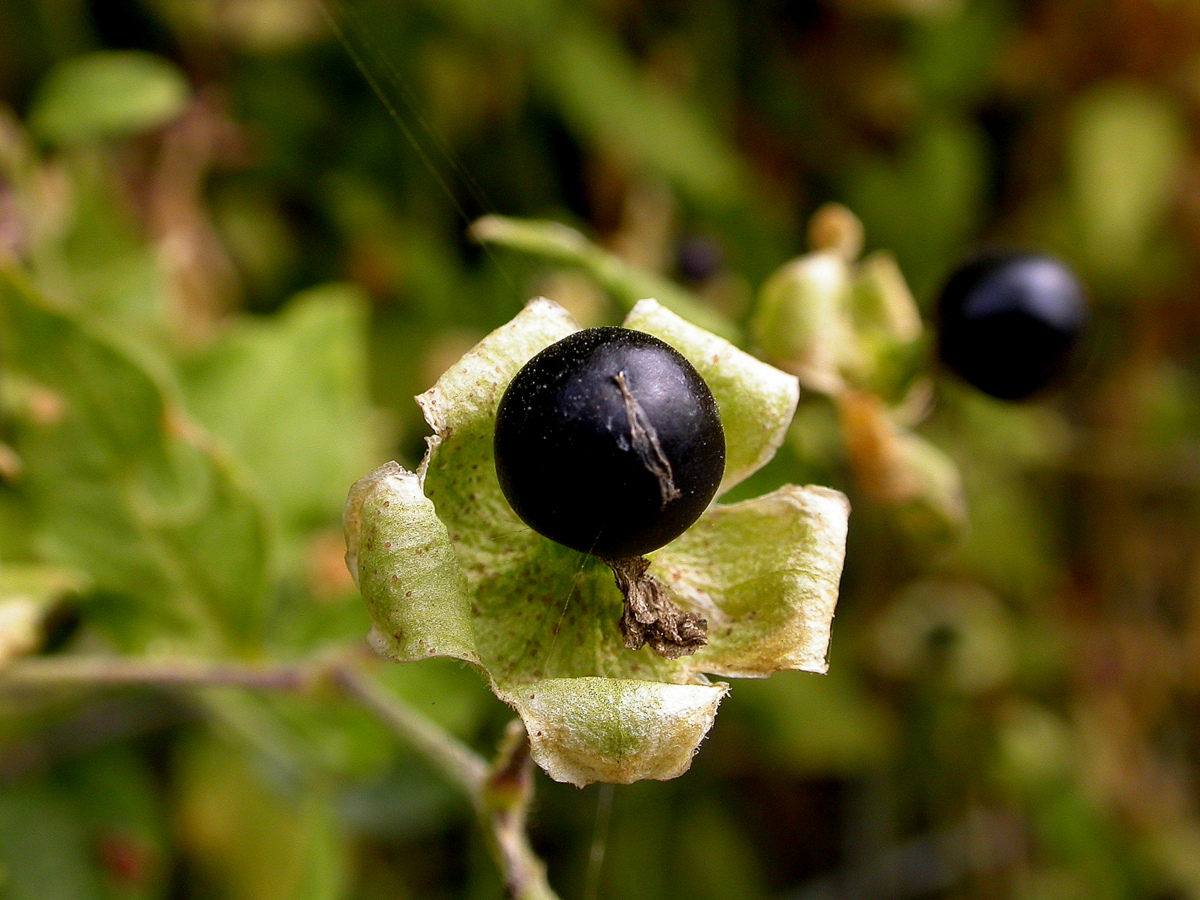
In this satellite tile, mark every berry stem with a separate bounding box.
[605,556,707,659]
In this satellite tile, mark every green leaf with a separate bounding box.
[0,267,272,652]
[349,298,849,785]
[29,52,190,144]
[471,215,740,342]
[182,284,376,540]
[175,735,348,900]
[1068,82,1188,284]
[535,18,748,209]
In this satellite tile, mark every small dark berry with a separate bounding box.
[937,251,1087,401]
[675,236,724,284]
[494,327,726,559]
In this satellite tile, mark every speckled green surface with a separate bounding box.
[508,678,728,785]
[656,485,848,677]
[345,463,478,665]
[346,298,850,786]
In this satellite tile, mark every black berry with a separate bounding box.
[494,327,726,559]
[937,251,1087,401]
[675,235,724,284]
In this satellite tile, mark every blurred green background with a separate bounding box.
[2,0,1200,897]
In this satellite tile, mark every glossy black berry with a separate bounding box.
[494,327,726,559]
[937,251,1087,401]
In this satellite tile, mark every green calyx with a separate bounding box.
[346,298,849,786]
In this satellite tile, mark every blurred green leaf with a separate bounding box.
[472,215,739,341]
[54,153,172,344]
[839,390,967,545]
[29,52,190,144]
[422,0,556,39]
[889,428,968,545]
[0,782,104,900]
[429,0,749,210]
[1067,82,1188,285]
[933,385,1068,600]
[187,656,490,804]
[846,115,987,298]
[676,798,768,900]
[67,747,171,900]
[993,702,1074,795]
[213,185,300,299]
[1031,783,1137,900]
[871,580,1015,693]
[911,0,1010,105]
[181,284,376,543]
[324,175,469,325]
[0,267,272,652]
[535,19,748,210]
[602,782,673,900]
[731,668,895,775]
[175,733,348,900]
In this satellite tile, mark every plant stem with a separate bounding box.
[0,656,313,691]
[470,214,741,343]
[328,660,487,795]
[0,652,562,900]
[480,720,559,900]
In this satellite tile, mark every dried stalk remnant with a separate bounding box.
[606,556,706,659]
